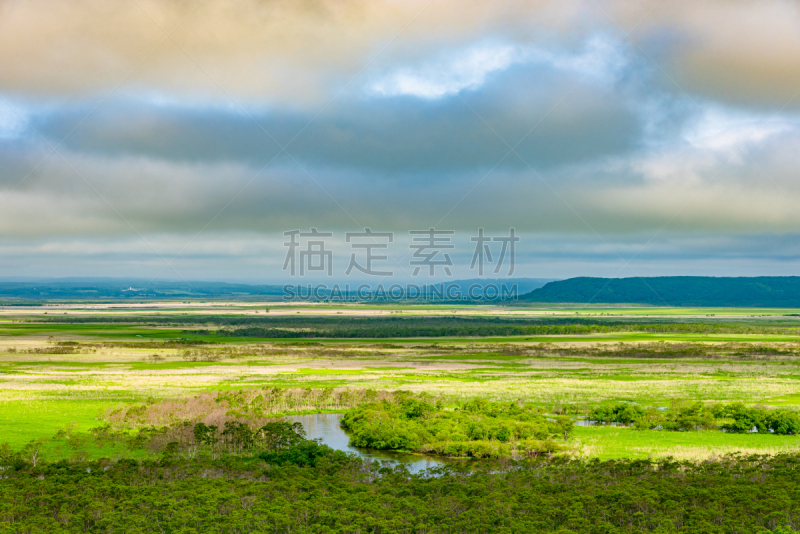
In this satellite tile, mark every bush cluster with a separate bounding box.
[589,402,800,434]
[340,395,572,458]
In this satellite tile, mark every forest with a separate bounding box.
[2,447,800,533]
[521,277,800,307]
[201,317,800,338]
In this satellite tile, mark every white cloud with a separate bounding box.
[622,102,800,187]
[543,35,629,86]
[370,42,526,98]
[0,101,26,139]
[369,35,629,99]
[684,106,798,153]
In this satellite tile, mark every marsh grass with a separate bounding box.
[4,328,800,459]
[573,426,800,461]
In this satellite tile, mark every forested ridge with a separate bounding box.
[521,276,800,306]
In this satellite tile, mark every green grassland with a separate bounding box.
[575,426,800,460]
[2,303,800,461]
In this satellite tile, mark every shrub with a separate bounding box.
[341,395,570,458]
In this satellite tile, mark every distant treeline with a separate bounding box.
[521,276,800,306]
[205,317,800,338]
[30,314,800,337]
[219,322,800,338]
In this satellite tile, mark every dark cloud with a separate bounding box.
[29,58,643,173]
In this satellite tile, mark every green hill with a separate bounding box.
[518,276,800,307]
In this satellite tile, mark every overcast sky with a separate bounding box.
[0,0,799,283]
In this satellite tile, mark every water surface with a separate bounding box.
[286,413,444,474]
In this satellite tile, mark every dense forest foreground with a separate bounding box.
[2,452,799,533]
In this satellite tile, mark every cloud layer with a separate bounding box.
[0,0,799,279]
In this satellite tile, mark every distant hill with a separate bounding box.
[518,276,800,307]
[0,277,554,302]
[433,278,555,297]
[0,278,285,301]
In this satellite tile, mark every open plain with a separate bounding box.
[3,301,800,462]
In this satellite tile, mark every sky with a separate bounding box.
[0,0,799,284]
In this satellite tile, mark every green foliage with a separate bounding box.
[720,403,800,435]
[589,401,800,435]
[340,394,572,458]
[590,402,646,425]
[154,419,320,459]
[192,422,219,447]
[258,421,307,450]
[642,403,716,432]
[104,418,349,469]
[258,439,344,467]
[3,455,800,532]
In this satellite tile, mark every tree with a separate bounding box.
[221,421,254,455]
[258,421,305,451]
[22,438,45,467]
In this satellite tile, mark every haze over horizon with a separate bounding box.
[1,1,799,283]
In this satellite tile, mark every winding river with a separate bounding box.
[285,413,444,474]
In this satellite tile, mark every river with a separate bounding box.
[285,413,444,474]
